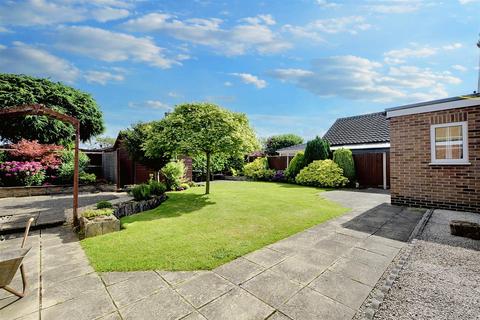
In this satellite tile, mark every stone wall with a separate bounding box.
[0,184,116,199]
[113,194,168,218]
[389,105,480,212]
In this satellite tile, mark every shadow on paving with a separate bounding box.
[342,203,425,242]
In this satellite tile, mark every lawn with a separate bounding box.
[81,181,347,271]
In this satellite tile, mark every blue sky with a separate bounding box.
[1,0,479,141]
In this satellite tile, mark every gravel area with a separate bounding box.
[373,209,480,320]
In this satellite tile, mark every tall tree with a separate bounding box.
[304,136,330,165]
[145,103,259,194]
[264,134,303,155]
[0,74,104,144]
[122,122,170,180]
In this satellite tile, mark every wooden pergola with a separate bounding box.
[0,104,81,226]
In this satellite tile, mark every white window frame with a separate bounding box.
[430,121,469,165]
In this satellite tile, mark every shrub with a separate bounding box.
[96,200,113,209]
[243,157,275,181]
[57,149,94,184]
[130,184,151,201]
[272,170,285,182]
[180,182,190,189]
[149,180,167,196]
[80,172,96,184]
[333,148,356,183]
[0,161,45,186]
[82,208,114,219]
[161,160,186,190]
[304,136,330,165]
[284,152,305,182]
[295,160,348,188]
[0,150,7,163]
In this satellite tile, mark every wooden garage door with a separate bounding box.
[353,152,390,188]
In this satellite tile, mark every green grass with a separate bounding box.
[81,181,347,271]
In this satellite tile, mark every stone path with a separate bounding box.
[0,192,131,233]
[0,190,425,320]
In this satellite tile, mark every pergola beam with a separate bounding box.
[0,104,81,227]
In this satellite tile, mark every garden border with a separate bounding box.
[0,184,116,199]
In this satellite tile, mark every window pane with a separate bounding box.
[435,145,447,159]
[435,127,448,142]
[448,125,462,141]
[451,145,463,159]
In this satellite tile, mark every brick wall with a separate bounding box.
[389,105,480,212]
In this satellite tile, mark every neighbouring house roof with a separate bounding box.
[323,112,390,146]
[276,143,307,154]
[386,93,480,118]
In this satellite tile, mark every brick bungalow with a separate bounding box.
[386,94,480,213]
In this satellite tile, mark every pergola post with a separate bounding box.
[73,123,80,227]
[0,104,81,227]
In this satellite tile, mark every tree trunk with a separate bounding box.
[206,152,211,194]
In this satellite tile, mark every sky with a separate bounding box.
[1,0,480,141]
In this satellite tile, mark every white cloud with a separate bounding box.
[316,0,340,8]
[230,73,267,89]
[452,64,468,72]
[84,70,124,85]
[269,55,461,103]
[240,14,276,26]
[283,16,371,42]
[91,7,129,22]
[123,13,291,56]
[384,43,464,64]
[0,42,79,82]
[384,46,437,64]
[167,91,182,98]
[458,0,480,4]
[128,100,172,111]
[364,0,428,14]
[443,43,463,50]
[224,81,233,86]
[55,26,181,68]
[0,0,132,26]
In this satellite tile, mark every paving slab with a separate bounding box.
[241,270,303,308]
[309,270,372,310]
[280,287,355,320]
[176,272,235,308]
[119,287,193,320]
[269,256,326,285]
[41,287,116,320]
[157,270,202,287]
[243,247,287,268]
[328,257,386,287]
[106,271,167,308]
[214,257,264,285]
[267,311,292,320]
[199,288,274,320]
[42,272,104,309]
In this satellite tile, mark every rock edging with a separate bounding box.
[113,194,168,219]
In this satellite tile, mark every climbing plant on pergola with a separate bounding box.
[0,104,81,226]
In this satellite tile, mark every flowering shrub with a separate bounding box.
[9,139,63,170]
[272,170,285,182]
[0,161,46,186]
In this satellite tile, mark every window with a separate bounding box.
[430,121,469,165]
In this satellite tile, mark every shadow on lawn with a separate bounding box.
[122,192,215,223]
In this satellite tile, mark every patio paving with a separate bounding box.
[0,190,425,320]
[0,192,131,233]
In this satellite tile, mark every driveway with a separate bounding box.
[0,190,425,320]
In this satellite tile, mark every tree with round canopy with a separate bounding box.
[0,74,104,145]
[145,103,259,194]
